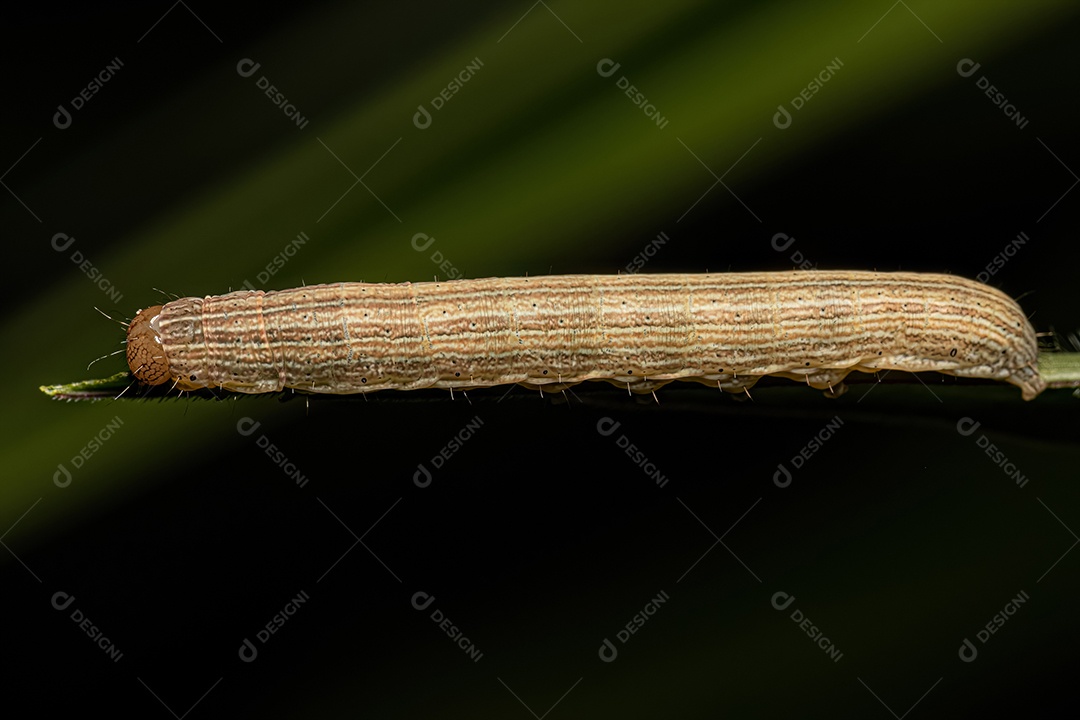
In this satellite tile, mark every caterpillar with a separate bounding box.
[125,271,1046,400]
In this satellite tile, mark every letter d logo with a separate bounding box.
[773,104,792,130]
[596,58,621,78]
[236,58,261,78]
[236,417,261,437]
[53,104,72,130]
[51,232,76,253]
[956,58,981,78]
[770,233,796,253]
[413,463,433,488]
[238,638,258,662]
[411,232,435,252]
[411,591,436,611]
[958,637,978,662]
[596,417,621,437]
[773,463,792,488]
[771,591,796,611]
[413,104,432,130]
[51,591,76,611]
[956,417,980,437]
[54,463,72,488]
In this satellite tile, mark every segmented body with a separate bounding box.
[125,271,1045,400]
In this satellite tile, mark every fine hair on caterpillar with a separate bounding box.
[124,271,1046,401]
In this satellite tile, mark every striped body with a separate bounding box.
[129,272,1044,399]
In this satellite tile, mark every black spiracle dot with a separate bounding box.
[950,348,958,357]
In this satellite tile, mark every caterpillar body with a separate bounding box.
[125,271,1045,400]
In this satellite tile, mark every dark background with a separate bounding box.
[2,2,1078,717]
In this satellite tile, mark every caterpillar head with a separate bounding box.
[126,305,172,385]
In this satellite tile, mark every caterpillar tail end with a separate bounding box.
[1012,365,1046,401]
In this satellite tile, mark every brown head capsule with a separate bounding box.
[126,305,171,385]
